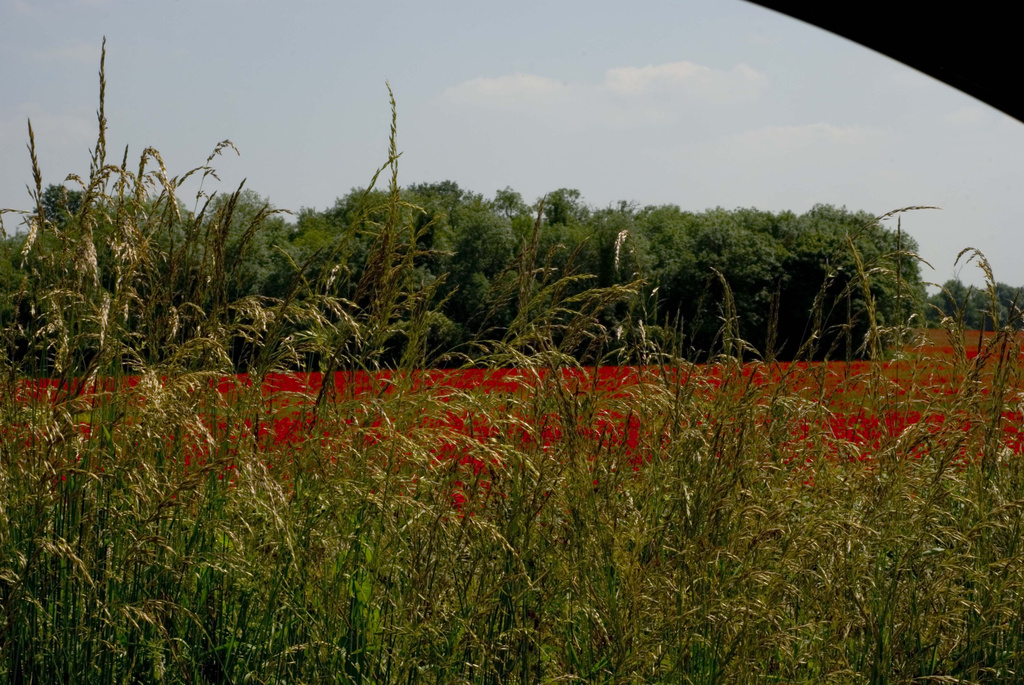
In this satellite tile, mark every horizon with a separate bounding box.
[3,0,1023,290]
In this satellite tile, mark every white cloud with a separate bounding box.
[604,61,766,102]
[441,60,768,128]
[443,73,568,106]
[719,122,885,157]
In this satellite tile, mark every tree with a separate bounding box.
[40,183,84,228]
[541,188,589,227]
[493,186,529,222]
[442,198,517,340]
[927,279,1024,331]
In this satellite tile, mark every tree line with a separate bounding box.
[925,277,1024,332]
[6,178,1011,372]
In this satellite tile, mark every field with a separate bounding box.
[6,56,1024,682]
[5,323,1024,683]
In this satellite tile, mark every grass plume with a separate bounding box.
[3,45,1024,685]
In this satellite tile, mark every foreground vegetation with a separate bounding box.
[4,47,1024,683]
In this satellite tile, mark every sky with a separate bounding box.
[3,0,1023,290]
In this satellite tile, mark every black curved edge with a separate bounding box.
[743,2,1022,124]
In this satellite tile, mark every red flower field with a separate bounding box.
[13,329,1024,511]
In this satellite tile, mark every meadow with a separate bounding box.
[4,53,1024,684]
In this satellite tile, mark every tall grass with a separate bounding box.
[4,44,1024,683]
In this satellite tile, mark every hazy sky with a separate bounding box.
[3,0,1023,289]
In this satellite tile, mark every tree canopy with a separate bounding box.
[3,179,942,371]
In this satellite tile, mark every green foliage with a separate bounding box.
[542,187,590,228]
[926,278,1024,331]
[4,168,937,366]
[5,43,1024,685]
[40,183,84,229]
